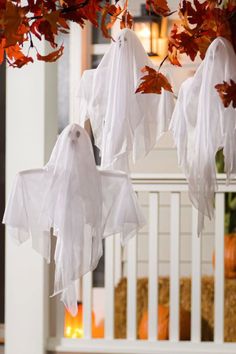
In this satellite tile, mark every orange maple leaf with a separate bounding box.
[4,1,28,47]
[37,44,64,62]
[120,10,133,29]
[215,80,236,108]
[101,4,123,39]
[136,66,173,94]
[5,43,33,68]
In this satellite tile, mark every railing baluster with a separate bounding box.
[105,236,115,339]
[170,192,180,342]
[82,272,92,339]
[214,192,225,343]
[127,234,137,340]
[114,234,122,286]
[191,206,201,342]
[148,192,159,341]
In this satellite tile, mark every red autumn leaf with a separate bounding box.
[37,19,57,48]
[168,0,233,65]
[177,31,199,61]
[194,35,212,59]
[146,0,170,16]
[179,0,208,28]
[3,1,28,47]
[215,80,236,108]
[168,24,181,66]
[120,10,133,29]
[5,43,33,68]
[101,3,123,39]
[168,24,199,64]
[78,0,102,27]
[9,55,34,68]
[37,44,64,62]
[136,66,173,94]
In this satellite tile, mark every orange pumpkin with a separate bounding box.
[212,234,236,279]
[64,302,96,339]
[92,319,105,338]
[138,305,190,340]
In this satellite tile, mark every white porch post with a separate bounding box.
[69,23,91,124]
[5,47,58,354]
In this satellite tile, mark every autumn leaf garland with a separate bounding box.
[0,0,236,108]
[136,0,236,109]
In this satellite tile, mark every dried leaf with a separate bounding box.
[215,80,236,108]
[168,0,234,65]
[101,3,123,39]
[120,10,133,29]
[136,66,173,94]
[5,43,33,68]
[146,0,170,16]
[168,24,181,66]
[37,44,64,62]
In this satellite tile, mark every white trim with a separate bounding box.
[131,174,236,193]
[47,338,236,354]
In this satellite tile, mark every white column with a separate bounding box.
[5,45,57,354]
[69,23,92,123]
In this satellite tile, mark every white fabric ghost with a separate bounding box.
[77,28,175,172]
[170,37,236,234]
[3,123,145,315]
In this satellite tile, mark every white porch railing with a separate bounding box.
[47,174,236,354]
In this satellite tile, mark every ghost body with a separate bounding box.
[170,37,236,233]
[77,28,175,172]
[3,124,145,315]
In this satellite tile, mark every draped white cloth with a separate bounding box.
[170,37,236,234]
[77,28,175,172]
[3,124,145,315]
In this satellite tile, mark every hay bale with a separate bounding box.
[114,276,236,341]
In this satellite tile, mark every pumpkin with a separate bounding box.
[92,319,105,338]
[64,302,96,338]
[212,234,236,279]
[138,305,190,340]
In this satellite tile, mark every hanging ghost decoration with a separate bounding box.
[77,28,175,172]
[170,37,236,234]
[3,124,145,315]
